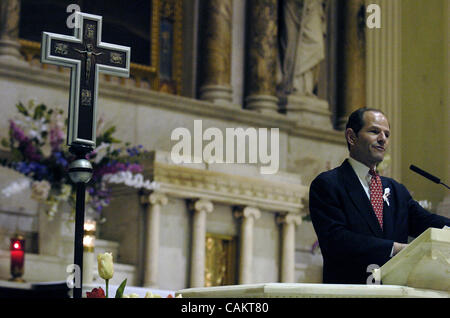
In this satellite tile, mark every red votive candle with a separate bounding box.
[10,234,25,282]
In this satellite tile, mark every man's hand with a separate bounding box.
[393,242,408,256]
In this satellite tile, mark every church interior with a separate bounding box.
[0,0,448,296]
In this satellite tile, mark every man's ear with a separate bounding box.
[345,128,357,147]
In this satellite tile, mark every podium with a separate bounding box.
[177,228,449,298]
[374,227,449,292]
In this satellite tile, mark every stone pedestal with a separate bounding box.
[199,84,233,105]
[284,95,333,129]
[245,95,280,115]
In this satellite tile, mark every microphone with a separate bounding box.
[409,165,450,190]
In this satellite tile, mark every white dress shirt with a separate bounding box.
[348,157,372,199]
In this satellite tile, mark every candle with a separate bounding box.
[10,235,25,282]
[83,220,96,284]
[83,220,96,252]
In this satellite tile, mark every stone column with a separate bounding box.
[141,192,168,288]
[245,0,279,113]
[366,0,402,180]
[0,0,23,61]
[277,213,302,283]
[234,206,261,284]
[189,199,214,287]
[199,0,233,104]
[336,0,366,129]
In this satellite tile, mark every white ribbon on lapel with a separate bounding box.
[383,187,391,206]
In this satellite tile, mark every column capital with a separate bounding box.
[149,192,168,206]
[234,206,261,220]
[276,213,302,226]
[191,199,214,213]
[140,192,168,206]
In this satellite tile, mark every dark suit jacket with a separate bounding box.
[309,159,450,284]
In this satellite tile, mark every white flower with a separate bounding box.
[145,291,162,298]
[383,188,390,206]
[418,200,432,210]
[59,184,72,200]
[103,171,159,191]
[97,252,114,280]
[93,142,110,164]
[31,180,51,202]
[123,293,140,298]
[2,179,31,197]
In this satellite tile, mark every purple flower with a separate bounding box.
[24,142,41,161]
[126,146,141,157]
[53,151,68,167]
[10,120,28,143]
[16,162,31,175]
[127,163,143,173]
[15,161,48,180]
[50,126,64,151]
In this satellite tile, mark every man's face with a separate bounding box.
[347,111,390,168]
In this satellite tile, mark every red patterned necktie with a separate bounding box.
[369,168,384,229]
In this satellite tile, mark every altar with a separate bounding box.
[177,228,450,298]
[176,282,449,298]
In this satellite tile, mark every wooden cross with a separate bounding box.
[41,11,130,151]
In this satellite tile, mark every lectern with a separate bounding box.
[374,227,450,292]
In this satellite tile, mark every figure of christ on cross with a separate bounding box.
[73,43,103,85]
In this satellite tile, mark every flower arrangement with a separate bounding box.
[87,252,179,298]
[1,100,156,221]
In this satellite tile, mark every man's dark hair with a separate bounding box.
[345,107,386,150]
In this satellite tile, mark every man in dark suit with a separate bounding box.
[309,107,450,284]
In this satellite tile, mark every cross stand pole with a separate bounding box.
[68,144,93,299]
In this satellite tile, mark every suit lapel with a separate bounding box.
[340,160,384,238]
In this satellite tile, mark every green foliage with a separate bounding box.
[115,278,127,298]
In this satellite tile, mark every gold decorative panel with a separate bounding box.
[205,233,236,287]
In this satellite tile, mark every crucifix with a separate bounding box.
[41,11,130,298]
[41,11,130,150]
